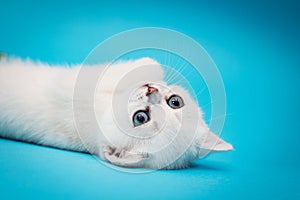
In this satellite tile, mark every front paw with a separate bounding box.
[103,145,149,168]
[103,146,116,155]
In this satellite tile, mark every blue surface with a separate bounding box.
[0,0,299,199]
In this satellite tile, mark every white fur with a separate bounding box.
[0,57,232,169]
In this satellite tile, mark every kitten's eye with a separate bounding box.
[167,95,184,109]
[132,110,150,127]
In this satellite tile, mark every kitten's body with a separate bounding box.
[0,59,85,151]
[0,57,232,169]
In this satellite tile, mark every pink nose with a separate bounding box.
[144,84,158,96]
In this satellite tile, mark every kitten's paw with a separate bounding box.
[103,146,116,155]
[103,146,149,168]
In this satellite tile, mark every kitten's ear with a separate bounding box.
[103,146,149,168]
[201,131,233,151]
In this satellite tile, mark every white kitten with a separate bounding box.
[0,57,232,169]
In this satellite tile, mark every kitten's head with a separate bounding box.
[97,58,233,169]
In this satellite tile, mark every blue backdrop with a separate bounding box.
[0,0,299,199]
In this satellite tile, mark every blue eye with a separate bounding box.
[167,95,184,109]
[133,110,150,127]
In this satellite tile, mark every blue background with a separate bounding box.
[0,0,299,199]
